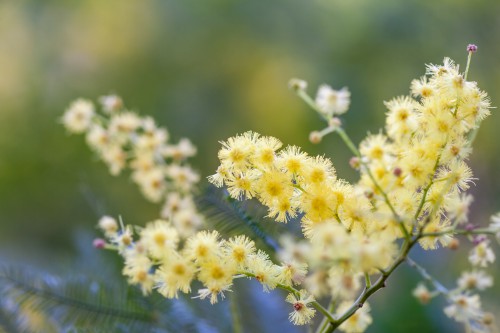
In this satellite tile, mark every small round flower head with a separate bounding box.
[247,250,280,292]
[185,230,222,262]
[140,219,179,259]
[277,145,309,175]
[277,235,311,263]
[217,131,259,172]
[266,196,298,223]
[285,290,316,325]
[277,260,308,286]
[255,169,293,206]
[86,124,110,151]
[99,94,123,113]
[359,133,392,161]
[171,209,203,239]
[163,138,197,161]
[195,285,232,305]
[412,283,432,304]
[166,165,200,192]
[419,217,453,250]
[304,155,336,185]
[444,294,483,324]
[469,241,495,267]
[444,160,475,192]
[102,145,127,175]
[411,76,435,98]
[111,225,134,252]
[384,96,418,140]
[122,253,154,295]
[328,271,362,300]
[109,112,141,135]
[135,129,169,151]
[62,99,95,133]
[336,301,372,333]
[224,170,259,200]
[288,78,308,91]
[444,194,473,225]
[222,235,256,268]
[98,215,118,238]
[251,135,282,168]
[155,254,196,298]
[197,259,236,303]
[315,84,351,116]
[304,269,330,298]
[161,192,195,218]
[457,270,493,291]
[134,168,167,203]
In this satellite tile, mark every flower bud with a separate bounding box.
[467,44,478,53]
[93,238,106,249]
[309,131,322,144]
[288,78,308,92]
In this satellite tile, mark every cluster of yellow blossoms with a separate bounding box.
[97,215,315,323]
[64,47,499,333]
[62,95,203,237]
[207,52,497,332]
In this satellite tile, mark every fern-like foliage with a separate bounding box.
[199,187,281,253]
[0,264,204,333]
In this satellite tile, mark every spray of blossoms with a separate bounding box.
[65,45,499,333]
[62,96,203,237]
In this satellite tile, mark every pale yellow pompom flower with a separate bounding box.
[140,219,179,259]
[184,230,222,262]
[197,259,236,303]
[276,145,309,176]
[222,235,256,268]
[155,255,196,298]
[62,99,95,133]
[98,215,118,238]
[315,84,351,117]
[286,290,316,325]
[246,250,280,292]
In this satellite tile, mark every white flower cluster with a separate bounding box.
[62,95,203,237]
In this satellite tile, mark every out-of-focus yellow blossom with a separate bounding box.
[62,95,203,238]
[336,301,372,333]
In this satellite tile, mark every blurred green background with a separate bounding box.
[0,0,499,332]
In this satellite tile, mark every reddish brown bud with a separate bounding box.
[448,238,460,250]
[293,302,303,311]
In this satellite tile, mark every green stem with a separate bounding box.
[229,291,243,333]
[296,90,329,122]
[420,228,496,238]
[316,299,336,333]
[464,50,474,81]
[364,273,372,289]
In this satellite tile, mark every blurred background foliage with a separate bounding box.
[0,0,499,332]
